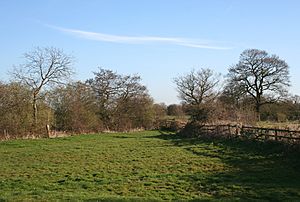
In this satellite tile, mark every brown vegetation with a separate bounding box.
[1,47,300,140]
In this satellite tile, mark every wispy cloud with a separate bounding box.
[48,25,232,50]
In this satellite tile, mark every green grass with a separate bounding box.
[0,131,299,201]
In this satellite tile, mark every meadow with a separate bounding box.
[0,131,299,201]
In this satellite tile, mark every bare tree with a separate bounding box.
[174,68,220,105]
[86,68,149,129]
[12,47,73,126]
[227,49,290,121]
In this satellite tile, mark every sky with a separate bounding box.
[0,0,300,104]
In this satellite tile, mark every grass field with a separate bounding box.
[0,131,300,201]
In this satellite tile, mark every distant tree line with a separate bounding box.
[174,49,299,124]
[0,47,299,138]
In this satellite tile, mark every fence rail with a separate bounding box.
[200,124,300,144]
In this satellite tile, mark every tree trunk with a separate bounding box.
[255,102,261,122]
[33,93,38,126]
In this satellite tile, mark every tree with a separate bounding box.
[51,82,102,133]
[174,68,220,122]
[112,94,155,131]
[167,104,184,116]
[174,68,220,105]
[12,47,73,127]
[227,49,290,121]
[0,82,32,138]
[86,68,150,130]
[153,103,167,118]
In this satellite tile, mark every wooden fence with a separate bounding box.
[200,124,300,144]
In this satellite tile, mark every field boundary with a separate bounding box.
[200,124,300,144]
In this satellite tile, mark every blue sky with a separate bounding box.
[0,0,300,104]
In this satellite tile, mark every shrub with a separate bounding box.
[159,119,186,132]
[178,121,205,138]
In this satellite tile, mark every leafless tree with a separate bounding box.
[227,49,290,120]
[12,47,73,126]
[86,68,149,129]
[174,68,221,105]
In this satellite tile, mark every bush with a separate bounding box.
[178,121,205,138]
[184,103,219,123]
[159,119,186,132]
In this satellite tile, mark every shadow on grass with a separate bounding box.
[85,197,213,202]
[146,131,300,201]
[111,135,137,139]
[85,197,161,202]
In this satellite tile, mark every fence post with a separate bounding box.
[4,129,7,139]
[46,124,50,138]
[240,125,243,137]
[236,124,241,137]
[227,125,231,138]
[275,130,278,141]
[215,125,219,137]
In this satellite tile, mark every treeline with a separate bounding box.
[0,69,163,137]
[1,47,300,139]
